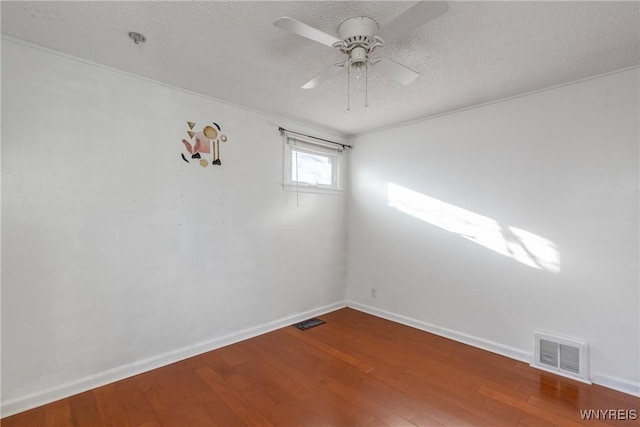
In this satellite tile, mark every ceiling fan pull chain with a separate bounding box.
[365,61,369,107]
[347,57,351,111]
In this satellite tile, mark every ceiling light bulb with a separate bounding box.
[353,62,365,80]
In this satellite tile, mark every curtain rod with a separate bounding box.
[279,127,353,149]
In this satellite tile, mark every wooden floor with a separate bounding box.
[3,308,639,426]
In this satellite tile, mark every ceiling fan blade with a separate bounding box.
[375,58,420,86]
[301,65,342,89]
[376,1,449,44]
[274,17,341,47]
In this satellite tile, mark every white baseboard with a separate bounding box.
[528,363,592,385]
[1,300,347,418]
[346,300,640,397]
[590,373,640,397]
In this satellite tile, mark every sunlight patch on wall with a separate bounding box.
[387,183,560,273]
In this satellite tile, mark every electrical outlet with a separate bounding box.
[371,288,377,298]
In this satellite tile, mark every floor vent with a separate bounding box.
[293,318,325,331]
[531,331,590,383]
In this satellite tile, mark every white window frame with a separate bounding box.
[282,133,345,194]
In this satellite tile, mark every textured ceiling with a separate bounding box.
[2,1,639,136]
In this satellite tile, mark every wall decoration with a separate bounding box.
[193,132,211,154]
[180,121,228,168]
[203,125,217,139]
[182,139,194,154]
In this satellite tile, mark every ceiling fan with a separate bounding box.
[274,1,449,109]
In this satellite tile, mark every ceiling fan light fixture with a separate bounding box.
[352,62,366,80]
[350,46,368,80]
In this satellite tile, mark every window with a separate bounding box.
[283,134,344,193]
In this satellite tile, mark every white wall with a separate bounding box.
[347,68,640,394]
[1,39,347,414]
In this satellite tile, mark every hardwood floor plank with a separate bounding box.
[520,380,640,412]
[515,415,559,427]
[284,326,376,373]
[369,368,490,426]
[196,366,276,427]
[137,375,212,426]
[410,411,447,427]
[1,406,45,427]
[43,398,73,427]
[69,391,102,427]
[93,383,135,427]
[198,399,246,426]
[230,357,337,426]
[323,377,417,426]
[222,358,333,427]
[477,385,589,427]
[364,417,390,427]
[242,333,379,426]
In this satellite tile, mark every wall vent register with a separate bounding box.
[531,331,590,383]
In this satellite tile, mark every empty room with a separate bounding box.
[1,1,639,425]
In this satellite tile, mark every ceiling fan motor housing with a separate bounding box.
[337,16,379,45]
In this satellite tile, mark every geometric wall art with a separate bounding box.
[180,121,228,167]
